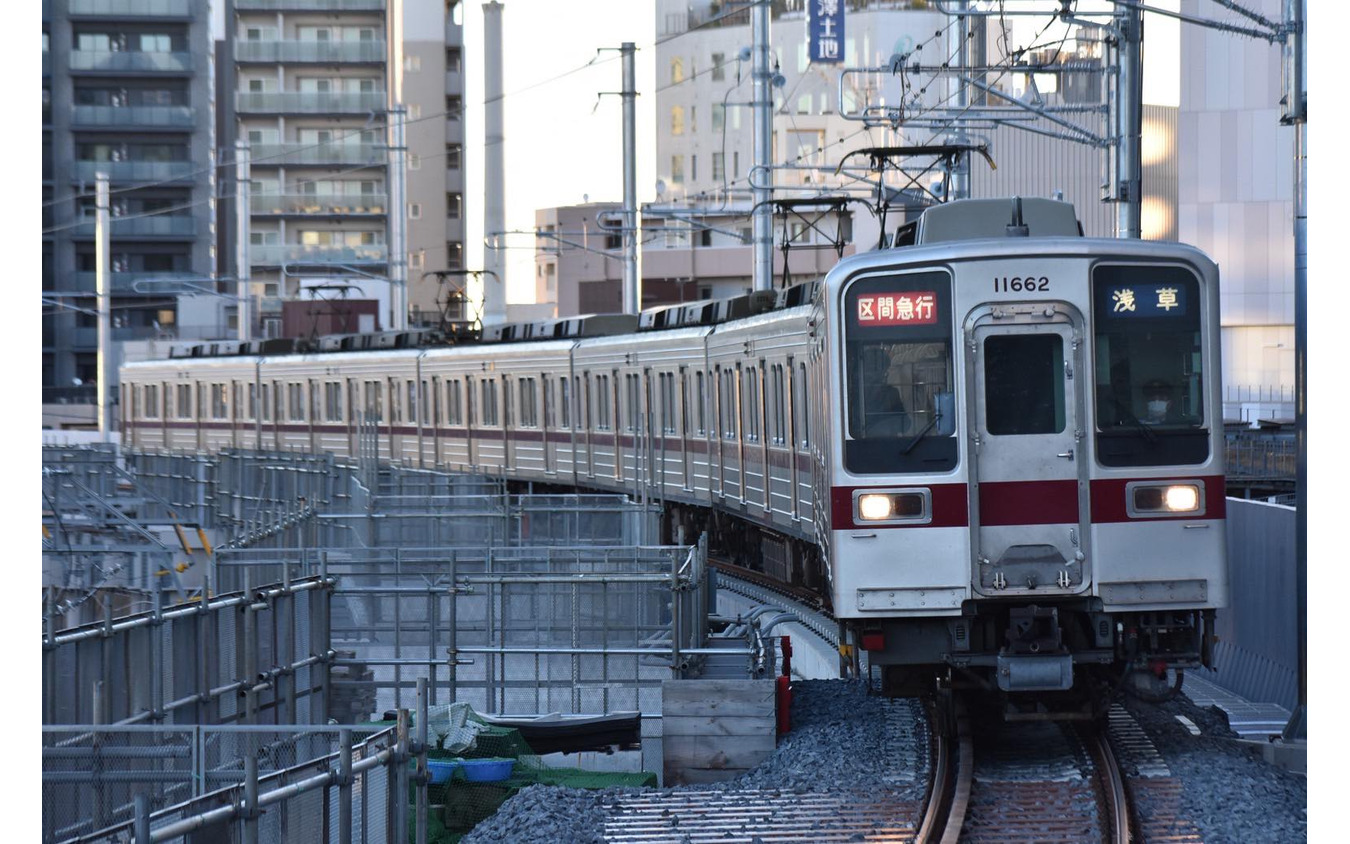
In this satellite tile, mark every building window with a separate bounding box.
[446,241,463,269]
[409,203,422,219]
[446,95,462,117]
[408,104,421,119]
[409,153,421,170]
[671,155,684,184]
[445,143,461,169]
[670,106,684,136]
[691,154,698,182]
[712,152,725,181]
[404,55,421,71]
[409,251,424,269]
[734,151,741,179]
[446,193,462,218]
[712,52,725,81]
[690,106,697,133]
[445,47,461,71]
[712,104,725,132]
[670,57,684,85]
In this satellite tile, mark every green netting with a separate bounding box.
[397,709,657,843]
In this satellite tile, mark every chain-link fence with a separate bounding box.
[43,577,332,727]
[44,724,397,844]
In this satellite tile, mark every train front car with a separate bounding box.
[817,199,1226,717]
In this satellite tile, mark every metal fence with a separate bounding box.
[216,542,711,720]
[1203,497,1300,710]
[43,577,332,728]
[1224,436,1297,480]
[44,724,396,844]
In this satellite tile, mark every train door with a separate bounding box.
[966,306,1091,598]
[347,379,359,457]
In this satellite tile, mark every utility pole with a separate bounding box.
[95,173,111,442]
[389,104,408,330]
[949,1,970,200]
[620,42,641,315]
[235,140,252,342]
[482,1,507,326]
[751,0,772,292]
[1108,4,1143,238]
[1283,0,1306,745]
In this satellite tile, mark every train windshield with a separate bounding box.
[1092,265,1209,467]
[842,271,958,474]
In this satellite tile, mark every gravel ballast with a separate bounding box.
[464,680,1307,843]
[1121,691,1307,842]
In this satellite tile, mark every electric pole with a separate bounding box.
[751,0,773,291]
[95,173,111,442]
[235,140,251,341]
[621,42,641,315]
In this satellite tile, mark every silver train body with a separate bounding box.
[121,199,1227,702]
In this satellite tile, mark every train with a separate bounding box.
[120,197,1227,717]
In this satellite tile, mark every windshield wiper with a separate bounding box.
[900,408,941,456]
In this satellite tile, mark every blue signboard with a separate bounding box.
[809,0,845,64]
[1098,281,1189,318]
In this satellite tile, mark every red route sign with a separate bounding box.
[855,292,938,326]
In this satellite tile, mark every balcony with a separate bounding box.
[250,193,388,216]
[236,91,386,115]
[251,243,388,267]
[69,51,193,74]
[69,0,192,17]
[236,0,385,9]
[73,160,196,183]
[44,386,99,405]
[70,216,198,239]
[249,143,384,167]
[70,272,197,294]
[235,40,385,64]
[71,105,196,129]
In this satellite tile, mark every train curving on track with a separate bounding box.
[121,197,1228,717]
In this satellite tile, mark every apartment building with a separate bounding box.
[402,0,467,325]
[221,0,467,337]
[224,0,397,338]
[42,0,216,419]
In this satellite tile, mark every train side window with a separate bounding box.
[176,384,192,419]
[143,384,158,419]
[211,384,227,420]
[695,371,706,435]
[448,380,462,426]
[406,380,417,425]
[559,376,571,428]
[797,362,809,449]
[742,367,759,441]
[289,383,304,421]
[624,374,639,432]
[679,369,689,436]
[309,382,320,423]
[325,382,342,422]
[543,377,554,428]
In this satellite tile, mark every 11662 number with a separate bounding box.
[993,276,1050,293]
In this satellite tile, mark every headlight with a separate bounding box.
[1163,485,1200,512]
[858,494,894,521]
[853,490,930,524]
[1128,481,1204,517]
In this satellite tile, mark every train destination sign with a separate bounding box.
[855,292,938,326]
[1100,282,1189,318]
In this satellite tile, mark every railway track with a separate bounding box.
[918,697,1135,843]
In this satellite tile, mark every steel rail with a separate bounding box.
[1088,726,1135,843]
